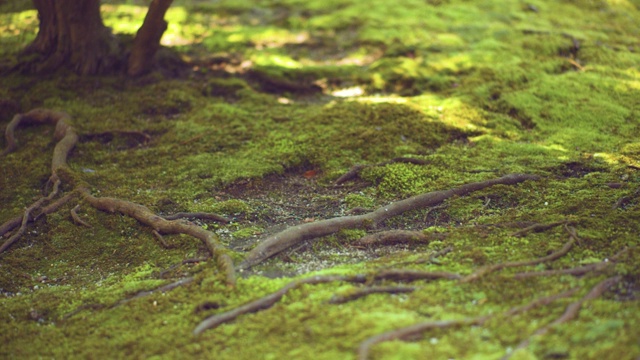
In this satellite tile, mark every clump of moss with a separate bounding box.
[231,226,264,239]
[343,193,375,209]
[337,228,367,242]
[361,162,437,197]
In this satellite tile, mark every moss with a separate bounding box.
[343,193,375,209]
[2,0,640,359]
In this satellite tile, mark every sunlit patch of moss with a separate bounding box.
[0,9,37,57]
[2,0,640,359]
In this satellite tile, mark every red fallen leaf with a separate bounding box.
[302,170,318,179]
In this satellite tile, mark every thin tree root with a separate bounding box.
[70,205,92,228]
[115,277,194,307]
[358,287,580,360]
[152,230,171,248]
[194,269,461,335]
[2,109,236,285]
[163,212,231,223]
[460,225,579,283]
[513,247,627,278]
[328,286,416,304]
[0,192,76,238]
[193,274,363,335]
[509,220,573,237]
[239,173,539,270]
[501,276,621,360]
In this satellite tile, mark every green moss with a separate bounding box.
[1,0,640,359]
[343,193,375,209]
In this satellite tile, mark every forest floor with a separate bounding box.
[1,0,639,359]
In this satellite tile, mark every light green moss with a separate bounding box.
[1,0,640,359]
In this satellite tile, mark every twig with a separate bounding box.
[239,174,539,270]
[502,276,621,360]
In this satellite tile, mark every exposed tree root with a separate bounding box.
[63,277,194,319]
[0,192,76,238]
[513,247,628,279]
[509,220,571,237]
[163,212,231,223]
[193,270,462,335]
[1,109,235,286]
[239,173,539,270]
[70,204,92,228]
[115,277,194,307]
[501,276,622,360]
[328,285,416,304]
[358,287,580,360]
[460,224,578,283]
[77,189,236,285]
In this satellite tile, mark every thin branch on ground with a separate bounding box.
[328,286,416,304]
[358,287,579,360]
[239,173,539,270]
[501,276,621,360]
[461,225,579,283]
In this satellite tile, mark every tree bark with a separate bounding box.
[26,0,120,75]
[127,0,174,77]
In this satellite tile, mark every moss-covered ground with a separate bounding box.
[1,0,639,358]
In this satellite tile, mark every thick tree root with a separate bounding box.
[239,173,539,270]
[1,109,235,285]
[78,188,235,285]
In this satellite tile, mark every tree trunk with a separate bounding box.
[127,0,174,77]
[26,0,120,75]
